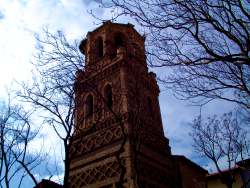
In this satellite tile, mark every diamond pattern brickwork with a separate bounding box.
[70,125,123,158]
[69,160,121,188]
[69,22,177,188]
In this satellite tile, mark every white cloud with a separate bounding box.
[0,1,103,183]
[0,0,111,99]
[0,10,4,20]
[0,0,239,181]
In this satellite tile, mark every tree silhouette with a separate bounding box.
[98,0,250,109]
[191,112,249,188]
[0,96,41,188]
[17,28,129,187]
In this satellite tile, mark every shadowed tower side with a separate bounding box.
[68,21,177,188]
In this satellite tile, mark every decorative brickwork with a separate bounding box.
[69,160,121,188]
[70,125,123,158]
[69,21,177,188]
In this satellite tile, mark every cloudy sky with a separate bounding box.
[0,0,236,187]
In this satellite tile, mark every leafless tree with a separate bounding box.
[97,0,250,109]
[191,111,250,188]
[16,28,84,188]
[0,97,41,188]
[17,28,129,188]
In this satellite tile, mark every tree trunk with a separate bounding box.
[64,140,70,188]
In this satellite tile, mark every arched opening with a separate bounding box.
[86,94,93,117]
[147,97,153,114]
[115,34,124,48]
[114,33,125,57]
[104,85,113,109]
[96,37,103,58]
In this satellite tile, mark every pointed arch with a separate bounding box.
[147,96,153,114]
[104,84,113,109]
[115,33,124,48]
[96,37,103,58]
[85,94,93,117]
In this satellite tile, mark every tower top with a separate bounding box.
[79,21,145,54]
[79,21,146,70]
[70,21,174,188]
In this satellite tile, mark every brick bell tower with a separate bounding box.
[69,22,177,188]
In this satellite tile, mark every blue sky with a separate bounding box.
[0,0,236,186]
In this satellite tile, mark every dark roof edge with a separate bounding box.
[173,155,208,173]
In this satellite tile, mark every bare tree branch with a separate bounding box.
[191,111,250,188]
[97,0,250,109]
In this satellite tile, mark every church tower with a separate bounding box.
[69,22,176,188]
